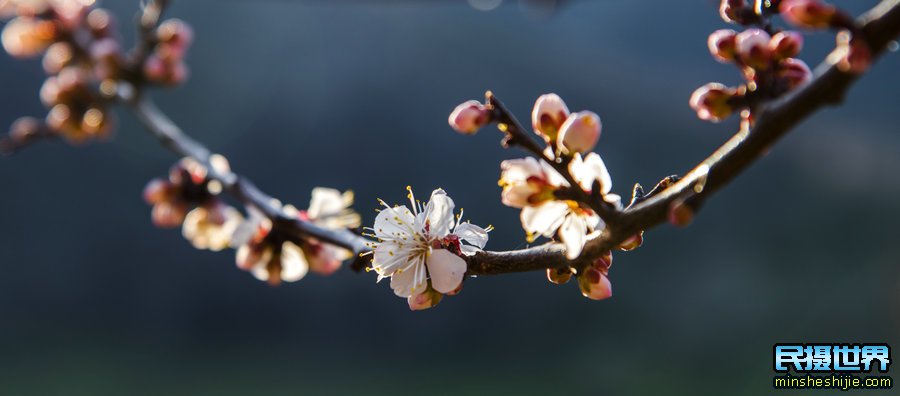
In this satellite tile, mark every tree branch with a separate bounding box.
[7,0,900,280]
[124,0,900,277]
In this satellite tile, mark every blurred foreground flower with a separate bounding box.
[231,188,360,285]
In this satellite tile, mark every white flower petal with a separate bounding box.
[280,241,309,282]
[426,249,467,294]
[372,240,416,276]
[521,200,570,237]
[390,255,427,298]
[570,152,612,194]
[460,244,480,256]
[422,189,455,238]
[454,222,489,249]
[373,204,417,240]
[307,187,345,219]
[560,214,588,259]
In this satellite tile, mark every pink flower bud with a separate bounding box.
[157,19,194,57]
[448,100,490,134]
[143,178,172,204]
[42,42,73,74]
[531,93,570,142]
[408,288,443,311]
[708,29,738,63]
[546,267,573,285]
[835,32,872,74]
[618,232,643,251]
[718,0,746,24]
[780,0,837,30]
[1,17,56,58]
[769,31,804,60]
[735,28,772,70]
[578,267,612,301]
[668,199,694,227]
[86,8,116,38]
[594,250,612,272]
[39,76,61,106]
[557,111,601,154]
[152,201,188,228]
[689,83,736,122]
[8,117,41,142]
[777,58,812,90]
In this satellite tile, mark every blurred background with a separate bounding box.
[1,0,899,394]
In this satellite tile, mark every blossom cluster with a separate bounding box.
[450,93,633,301]
[144,156,360,285]
[692,0,871,123]
[0,0,192,144]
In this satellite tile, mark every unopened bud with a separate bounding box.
[1,17,55,58]
[834,32,872,74]
[777,58,812,90]
[557,111,600,154]
[779,0,837,30]
[143,178,172,204]
[578,267,612,301]
[735,28,772,70]
[769,31,804,60]
[448,100,491,134]
[42,42,73,74]
[531,93,570,142]
[408,287,443,311]
[594,250,612,272]
[719,0,747,24]
[157,19,193,58]
[708,29,738,63]
[668,199,694,227]
[9,117,41,142]
[618,232,643,251]
[689,83,736,122]
[86,8,116,38]
[546,267,573,285]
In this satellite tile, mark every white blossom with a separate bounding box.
[368,188,490,298]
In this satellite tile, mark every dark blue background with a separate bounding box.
[1,1,898,394]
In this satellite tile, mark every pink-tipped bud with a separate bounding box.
[8,117,41,142]
[594,250,612,272]
[777,58,812,90]
[86,8,116,38]
[708,29,738,63]
[39,77,61,107]
[719,0,747,24]
[689,83,736,122]
[735,28,772,70]
[42,42,73,74]
[546,267,573,285]
[1,17,56,58]
[557,111,601,154]
[151,201,187,228]
[780,0,837,29]
[143,178,172,204]
[769,31,804,60]
[578,267,612,301]
[668,199,694,227]
[157,19,193,58]
[531,93,570,142]
[448,100,491,134]
[408,288,443,311]
[835,32,872,74]
[618,232,643,251]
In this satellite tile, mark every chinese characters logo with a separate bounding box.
[773,343,892,390]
